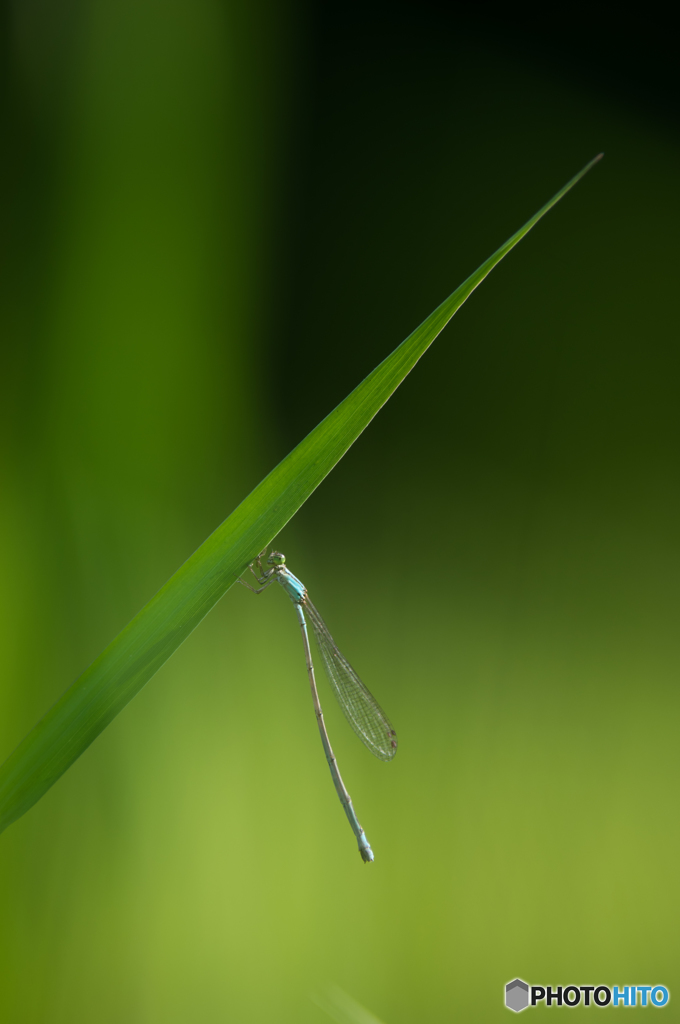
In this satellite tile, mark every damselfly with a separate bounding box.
[239,549,397,862]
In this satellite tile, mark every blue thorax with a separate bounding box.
[276,567,307,604]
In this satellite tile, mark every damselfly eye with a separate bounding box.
[268,551,286,565]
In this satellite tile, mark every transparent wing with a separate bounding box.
[304,599,397,762]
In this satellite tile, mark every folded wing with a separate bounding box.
[305,599,397,762]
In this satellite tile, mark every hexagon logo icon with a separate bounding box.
[505,979,530,1012]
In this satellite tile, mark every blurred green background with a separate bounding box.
[2,1,680,1020]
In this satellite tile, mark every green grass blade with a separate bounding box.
[312,986,388,1024]
[0,155,601,835]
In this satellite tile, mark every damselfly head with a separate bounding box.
[267,551,286,566]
